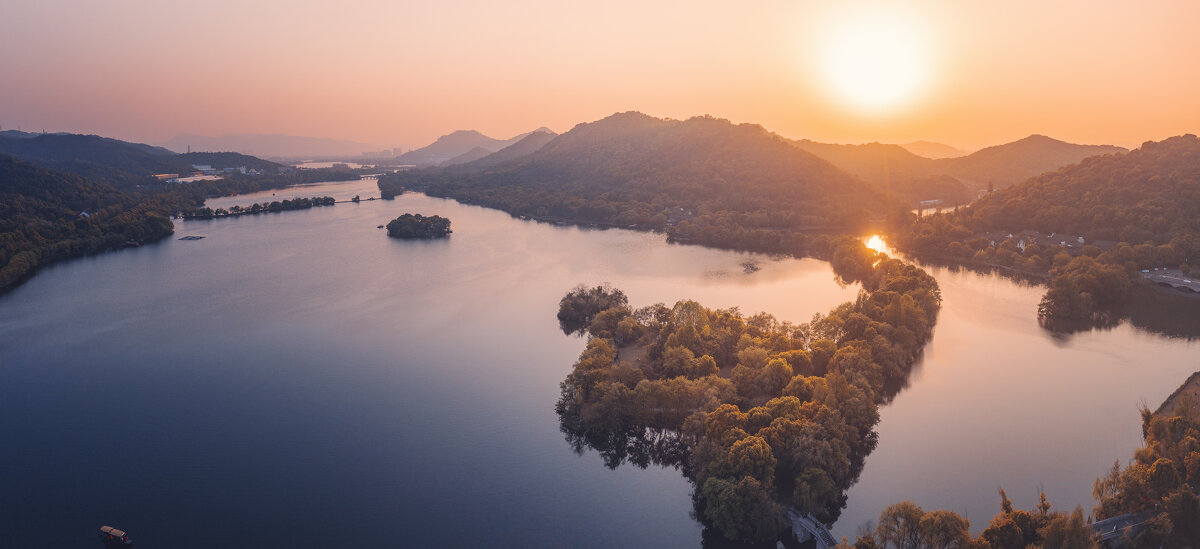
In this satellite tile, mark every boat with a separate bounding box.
[99,525,132,545]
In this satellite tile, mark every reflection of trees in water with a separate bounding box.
[556,397,872,547]
[1126,286,1200,340]
[558,409,693,474]
[1037,285,1200,341]
[908,255,1200,341]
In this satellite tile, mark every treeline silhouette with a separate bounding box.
[179,196,336,219]
[555,237,941,543]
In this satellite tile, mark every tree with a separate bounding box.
[701,476,782,543]
[918,510,971,549]
[1038,507,1098,549]
[876,501,925,549]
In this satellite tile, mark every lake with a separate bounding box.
[0,179,1195,547]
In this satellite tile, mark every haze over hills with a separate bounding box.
[901,140,965,159]
[396,127,555,167]
[791,139,975,206]
[0,134,197,188]
[952,134,1200,243]
[0,133,282,189]
[936,134,1126,190]
[791,134,1128,206]
[438,146,494,167]
[164,133,378,159]
[385,112,888,248]
[447,129,558,172]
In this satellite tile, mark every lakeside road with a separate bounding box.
[1156,371,1200,421]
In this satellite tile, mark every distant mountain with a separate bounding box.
[791,140,935,186]
[1,130,176,156]
[439,146,494,167]
[448,129,558,172]
[937,135,1126,190]
[397,127,555,167]
[0,133,284,188]
[790,140,972,206]
[790,134,1127,205]
[387,112,886,241]
[957,135,1197,244]
[0,130,38,139]
[164,133,377,159]
[0,133,190,187]
[178,152,282,171]
[901,141,965,159]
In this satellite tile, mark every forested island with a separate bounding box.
[386,213,451,239]
[555,237,942,544]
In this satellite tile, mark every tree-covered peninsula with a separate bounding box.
[386,214,451,239]
[555,238,941,544]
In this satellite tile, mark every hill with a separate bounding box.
[896,135,1200,327]
[936,134,1126,190]
[396,128,552,167]
[0,133,190,187]
[901,140,965,159]
[438,146,493,167]
[164,133,377,159]
[383,112,887,253]
[788,140,970,206]
[0,155,176,291]
[953,135,1198,244]
[449,129,558,171]
[791,134,1126,206]
[178,152,283,171]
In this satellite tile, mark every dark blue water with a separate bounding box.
[1,180,866,548]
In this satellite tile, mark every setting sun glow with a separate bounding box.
[816,10,933,114]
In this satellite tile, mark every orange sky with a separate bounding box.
[2,0,1198,151]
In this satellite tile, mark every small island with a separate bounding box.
[386,213,451,239]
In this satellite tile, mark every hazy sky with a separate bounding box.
[2,0,1198,150]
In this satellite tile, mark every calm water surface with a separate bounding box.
[1,179,1195,547]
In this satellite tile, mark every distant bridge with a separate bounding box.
[359,174,383,180]
[787,509,836,549]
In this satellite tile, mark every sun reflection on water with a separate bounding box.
[866,234,888,255]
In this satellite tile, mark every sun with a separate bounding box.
[815,10,934,113]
